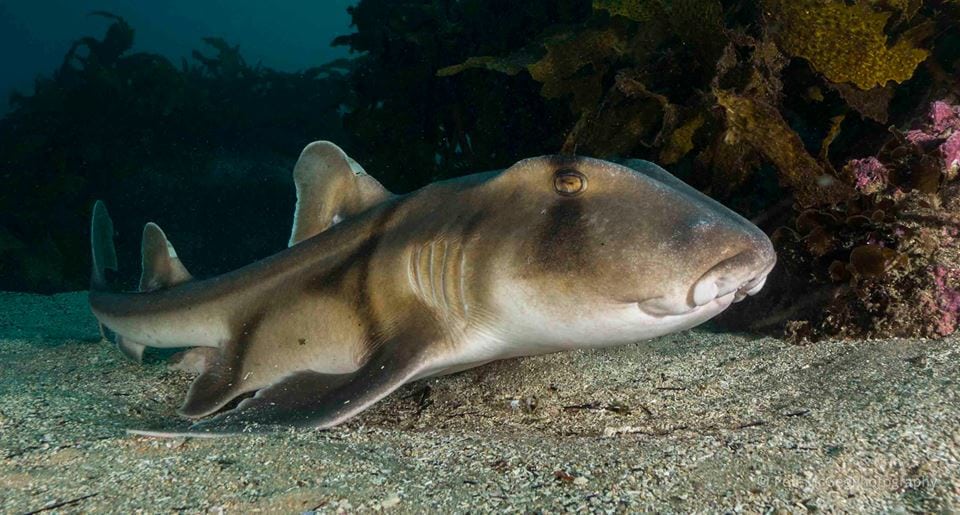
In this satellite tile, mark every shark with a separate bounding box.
[89,141,776,436]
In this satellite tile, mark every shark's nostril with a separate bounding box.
[692,280,719,306]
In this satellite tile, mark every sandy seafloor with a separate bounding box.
[0,291,958,513]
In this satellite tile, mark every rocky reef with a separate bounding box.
[775,100,960,339]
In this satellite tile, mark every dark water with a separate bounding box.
[0,0,355,114]
[0,1,359,291]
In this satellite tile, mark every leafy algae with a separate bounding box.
[762,0,930,89]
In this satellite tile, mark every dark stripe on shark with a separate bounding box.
[180,312,262,417]
[534,197,590,274]
[304,199,406,358]
[454,208,488,248]
[547,154,582,170]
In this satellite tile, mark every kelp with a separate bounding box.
[659,113,704,165]
[564,71,675,155]
[334,0,588,190]
[762,0,930,89]
[714,89,852,206]
[828,82,896,124]
[56,11,136,75]
[438,23,647,114]
[592,0,663,22]
[593,0,725,65]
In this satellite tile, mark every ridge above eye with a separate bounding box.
[554,169,587,196]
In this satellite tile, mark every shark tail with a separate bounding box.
[90,202,194,292]
[90,200,118,292]
[89,202,196,362]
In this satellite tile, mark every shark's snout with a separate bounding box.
[690,243,776,307]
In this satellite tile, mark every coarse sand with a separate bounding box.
[1,291,958,513]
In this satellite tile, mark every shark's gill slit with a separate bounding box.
[458,245,470,318]
[408,246,418,292]
[427,243,437,306]
[413,244,426,298]
[439,241,451,313]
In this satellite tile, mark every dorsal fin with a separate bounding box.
[289,141,392,246]
[139,222,193,292]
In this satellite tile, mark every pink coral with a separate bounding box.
[934,266,960,310]
[929,100,960,134]
[941,132,960,174]
[907,100,960,179]
[849,157,889,194]
[905,129,937,146]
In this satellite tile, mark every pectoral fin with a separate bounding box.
[99,323,147,363]
[117,336,147,362]
[189,339,430,434]
[167,347,219,375]
[128,329,437,437]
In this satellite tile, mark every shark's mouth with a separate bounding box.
[732,273,768,303]
[635,257,774,318]
[690,251,776,307]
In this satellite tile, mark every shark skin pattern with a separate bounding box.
[89,141,776,436]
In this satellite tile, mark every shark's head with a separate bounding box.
[473,155,776,351]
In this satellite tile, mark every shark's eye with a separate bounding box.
[554,169,587,196]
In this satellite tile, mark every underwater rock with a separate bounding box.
[848,157,890,195]
[933,266,960,336]
[930,100,960,133]
[778,99,960,339]
[943,133,960,180]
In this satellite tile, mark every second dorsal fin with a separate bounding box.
[289,141,392,246]
[112,222,194,363]
[140,222,193,292]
